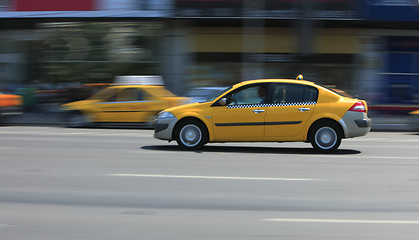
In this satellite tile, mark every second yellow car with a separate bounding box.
[63,76,188,127]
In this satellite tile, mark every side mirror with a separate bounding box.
[218,98,227,106]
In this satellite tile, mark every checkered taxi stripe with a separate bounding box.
[227,102,317,109]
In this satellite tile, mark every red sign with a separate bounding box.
[14,0,96,11]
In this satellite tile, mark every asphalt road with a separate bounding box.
[0,126,419,240]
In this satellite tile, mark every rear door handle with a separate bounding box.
[298,107,311,112]
[253,109,265,114]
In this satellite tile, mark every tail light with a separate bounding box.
[349,101,366,113]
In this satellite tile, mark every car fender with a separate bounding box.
[175,112,214,141]
[303,112,346,140]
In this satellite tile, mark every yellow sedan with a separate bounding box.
[153,77,371,152]
[63,84,188,127]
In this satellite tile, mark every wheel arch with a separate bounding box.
[172,116,210,142]
[307,118,345,142]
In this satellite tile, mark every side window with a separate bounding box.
[272,83,319,104]
[225,84,269,105]
[304,86,318,103]
[272,83,304,103]
[116,88,143,102]
[90,88,117,101]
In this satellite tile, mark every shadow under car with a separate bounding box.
[141,145,361,155]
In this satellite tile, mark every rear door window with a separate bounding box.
[116,88,144,102]
[303,86,319,102]
[272,83,318,104]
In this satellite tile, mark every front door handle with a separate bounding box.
[298,107,311,112]
[253,109,265,114]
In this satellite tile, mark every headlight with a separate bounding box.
[157,111,175,119]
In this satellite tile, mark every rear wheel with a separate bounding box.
[175,119,208,150]
[65,111,91,128]
[310,122,342,152]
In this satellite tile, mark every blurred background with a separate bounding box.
[0,0,418,127]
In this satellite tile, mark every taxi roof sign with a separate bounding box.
[114,76,164,86]
[296,74,303,80]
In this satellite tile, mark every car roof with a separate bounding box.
[237,79,316,87]
[189,87,227,90]
[108,85,164,89]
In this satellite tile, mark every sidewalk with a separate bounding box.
[4,112,65,126]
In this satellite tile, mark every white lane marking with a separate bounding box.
[0,146,15,149]
[343,144,418,148]
[124,151,163,154]
[350,138,387,142]
[263,218,419,224]
[106,174,321,181]
[0,224,16,228]
[394,139,419,142]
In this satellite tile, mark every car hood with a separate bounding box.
[164,101,212,113]
[62,100,99,110]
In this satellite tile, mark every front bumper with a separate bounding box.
[153,116,178,141]
[339,111,371,138]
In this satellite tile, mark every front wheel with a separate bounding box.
[175,119,208,150]
[310,123,342,152]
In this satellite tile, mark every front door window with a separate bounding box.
[225,84,270,106]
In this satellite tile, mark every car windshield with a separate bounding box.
[205,86,233,102]
[88,88,117,100]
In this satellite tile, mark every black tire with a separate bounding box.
[174,119,208,150]
[65,111,91,128]
[309,121,342,152]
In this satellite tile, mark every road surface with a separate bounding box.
[0,126,418,239]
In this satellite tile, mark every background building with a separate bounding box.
[0,0,418,105]
[358,0,419,104]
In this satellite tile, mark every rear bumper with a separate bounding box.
[354,119,371,128]
[339,111,371,138]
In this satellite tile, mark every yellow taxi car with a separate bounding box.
[63,76,188,127]
[153,76,371,152]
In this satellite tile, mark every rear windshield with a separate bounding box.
[321,85,353,98]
